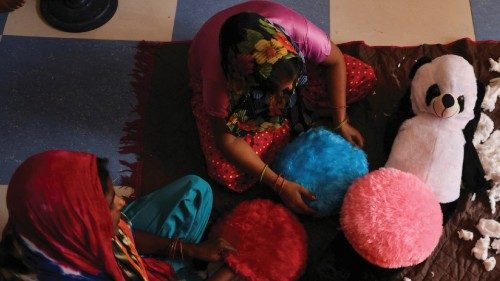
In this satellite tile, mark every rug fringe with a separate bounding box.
[119,41,167,195]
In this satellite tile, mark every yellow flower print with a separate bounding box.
[253,39,288,65]
[274,32,297,54]
[227,114,239,126]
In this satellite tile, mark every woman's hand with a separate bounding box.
[278,179,316,215]
[338,122,364,147]
[186,238,237,262]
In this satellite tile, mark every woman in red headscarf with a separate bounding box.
[0,150,237,281]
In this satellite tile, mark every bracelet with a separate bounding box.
[259,164,268,183]
[168,239,175,259]
[333,118,348,131]
[330,105,348,110]
[272,174,282,192]
[168,238,183,260]
[278,177,286,195]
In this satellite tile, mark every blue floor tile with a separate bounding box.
[470,0,500,40]
[172,0,329,41]
[0,36,138,183]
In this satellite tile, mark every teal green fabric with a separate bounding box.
[123,175,213,279]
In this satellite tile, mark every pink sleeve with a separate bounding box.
[303,19,331,63]
[189,16,230,119]
[261,2,331,63]
[203,78,230,118]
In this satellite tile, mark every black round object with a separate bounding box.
[40,0,118,33]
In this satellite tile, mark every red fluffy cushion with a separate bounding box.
[340,168,443,268]
[211,199,307,281]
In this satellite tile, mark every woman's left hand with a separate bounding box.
[338,123,364,147]
[186,238,237,262]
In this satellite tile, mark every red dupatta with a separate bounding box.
[7,150,126,280]
[7,150,176,280]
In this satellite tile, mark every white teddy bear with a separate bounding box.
[386,55,478,203]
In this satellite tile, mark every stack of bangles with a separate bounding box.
[272,174,286,195]
[258,164,286,195]
[168,238,184,260]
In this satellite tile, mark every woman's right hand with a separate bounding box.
[338,122,364,147]
[186,238,237,262]
[278,179,316,215]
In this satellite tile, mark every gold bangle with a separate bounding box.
[333,118,348,131]
[259,164,268,183]
[272,174,282,192]
[330,105,348,110]
[278,177,286,195]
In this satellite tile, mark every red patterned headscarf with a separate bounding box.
[6,150,125,280]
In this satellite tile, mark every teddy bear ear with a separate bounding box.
[409,57,432,79]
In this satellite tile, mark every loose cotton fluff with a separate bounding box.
[273,127,368,216]
[476,130,500,214]
[476,130,500,182]
[457,229,474,241]
[471,236,490,261]
[483,257,496,272]
[340,168,443,268]
[481,77,500,112]
[473,113,494,147]
[489,57,500,73]
[476,218,500,238]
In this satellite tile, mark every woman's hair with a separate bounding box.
[0,224,33,280]
[96,157,110,193]
[263,56,302,94]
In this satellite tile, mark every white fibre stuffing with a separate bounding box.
[471,193,476,201]
[457,229,474,241]
[471,235,490,260]
[476,130,500,182]
[491,238,500,254]
[473,113,494,147]
[483,257,496,271]
[487,183,500,215]
[481,78,500,112]
[490,57,500,73]
[476,218,500,238]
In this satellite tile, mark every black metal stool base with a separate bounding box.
[40,0,118,33]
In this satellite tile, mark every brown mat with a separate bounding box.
[121,39,500,280]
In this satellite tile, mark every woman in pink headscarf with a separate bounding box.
[188,1,376,214]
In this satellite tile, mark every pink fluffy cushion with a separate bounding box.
[211,199,307,281]
[340,168,443,268]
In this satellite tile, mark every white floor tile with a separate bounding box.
[4,0,177,41]
[331,0,475,46]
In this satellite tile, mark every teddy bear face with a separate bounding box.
[410,55,477,127]
[424,83,465,118]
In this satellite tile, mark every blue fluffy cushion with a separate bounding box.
[273,127,368,216]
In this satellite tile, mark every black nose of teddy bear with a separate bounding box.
[442,94,455,108]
